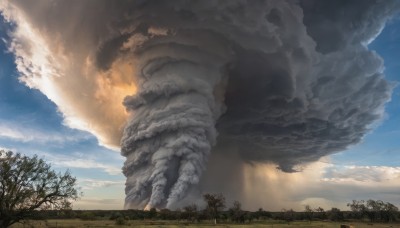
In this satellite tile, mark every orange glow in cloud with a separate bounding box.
[95,60,137,116]
[80,58,138,149]
[0,1,140,150]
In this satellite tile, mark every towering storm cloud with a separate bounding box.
[1,0,399,209]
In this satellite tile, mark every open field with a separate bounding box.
[10,220,400,228]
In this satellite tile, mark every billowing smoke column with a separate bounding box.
[120,31,231,208]
[113,0,399,208]
[1,0,399,210]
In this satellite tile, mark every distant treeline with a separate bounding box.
[3,152,396,226]
[29,199,399,224]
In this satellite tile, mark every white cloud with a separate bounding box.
[73,179,125,210]
[78,179,125,190]
[34,151,122,176]
[202,156,400,211]
[0,122,91,144]
[323,165,400,183]
[73,197,124,210]
[289,163,400,210]
[53,159,122,175]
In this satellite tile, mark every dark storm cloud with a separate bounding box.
[116,0,398,208]
[300,0,399,53]
[218,46,393,172]
[1,0,399,210]
[216,0,399,173]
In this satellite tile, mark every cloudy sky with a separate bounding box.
[0,18,126,209]
[0,0,400,211]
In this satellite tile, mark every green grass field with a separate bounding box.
[10,220,400,228]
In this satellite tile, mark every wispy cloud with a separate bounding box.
[79,198,122,205]
[35,151,122,175]
[78,178,125,190]
[53,159,122,175]
[73,197,124,209]
[0,121,91,144]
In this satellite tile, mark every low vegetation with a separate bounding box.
[7,197,400,228]
[1,151,399,227]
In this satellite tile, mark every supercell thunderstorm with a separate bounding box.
[1,0,399,209]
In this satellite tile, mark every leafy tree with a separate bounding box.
[246,211,256,223]
[182,204,198,222]
[314,207,326,220]
[304,205,314,221]
[347,200,367,219]
[328,207,344,221]
[229,200,245,223]
[148,207,157,219]
[256,208,271,220]
[203,193,226,224]
[366,199,384,222]
[282,208,295,222]
[0,150,79,227]
[381,201,398,222]
[365,199,399,222]
[347,199,398,222]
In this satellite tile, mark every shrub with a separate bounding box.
[115,217,128,225]
[79,212,96,220]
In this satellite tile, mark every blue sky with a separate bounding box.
[331,18,400,167]
[0,13,399,210]
[0,17,126,209]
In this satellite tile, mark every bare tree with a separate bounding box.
[0,150,79,227]
[203,193,225,224]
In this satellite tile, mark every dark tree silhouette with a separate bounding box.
[304,205,314,221]
[183,204,198,222]
[348,199,399,222]
[203,193,225,224]
[229,200,245,223]
[315,207,326,220]
[347,200,367,219]
[0,150,79,227]
[282,208,296,222]
[328,207,344,221]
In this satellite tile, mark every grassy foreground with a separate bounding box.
[10,220,400,228]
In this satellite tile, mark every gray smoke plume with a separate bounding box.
[114,0,399,208]
[121,31,231,208]
[1,0,399,210]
